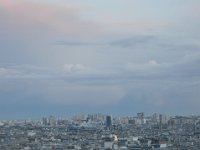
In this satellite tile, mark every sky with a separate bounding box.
[0,0,200,119]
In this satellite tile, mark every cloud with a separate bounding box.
[0,51,200,117]
[109,35,156,48]
[55,35,156,47]
[0,65,53,79]
[0,0,200,117]
[0,0,101,37]
[62,64,90,73]
[55,41,92,46]
[128,60,160,68]
[0,67,23,78]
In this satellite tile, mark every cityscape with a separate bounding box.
[1,0,200,149]
[1,113,200,149]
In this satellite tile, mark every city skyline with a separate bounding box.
[0,0,200,119]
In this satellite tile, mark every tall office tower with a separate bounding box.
[137,112,144,124]
[106,115,112,127]
[137,112,144,119]
[159,114,163,132]
[42,117,48,125]
[152,113,159,123]
[49,115,57,126]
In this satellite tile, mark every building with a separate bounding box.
[106,115,112,127]
[49,115,57,126]
[137,112,144,124]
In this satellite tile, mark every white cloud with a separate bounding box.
[0,68,7,75]
[62,64,90,73]
[125,60,161,72]
[0,67,20,78]
[0,65,53,79]
[148,60,159,66]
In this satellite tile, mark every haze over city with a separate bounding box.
[0,0,200,119]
